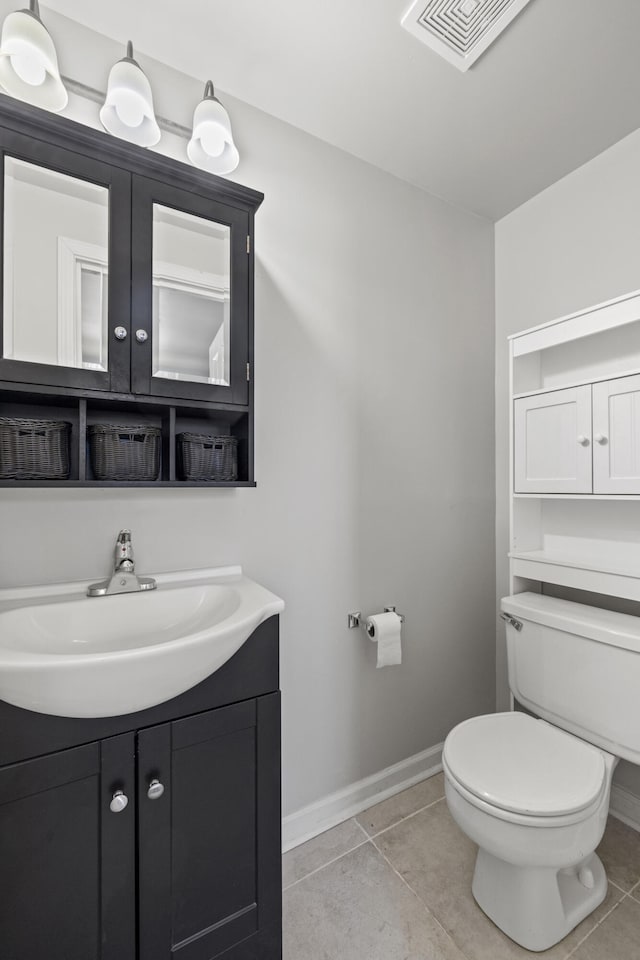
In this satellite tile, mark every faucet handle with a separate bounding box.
[115,529,134,567]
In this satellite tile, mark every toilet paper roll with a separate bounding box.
[366,611,402,668]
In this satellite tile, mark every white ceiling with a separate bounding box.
[44,0,640,220]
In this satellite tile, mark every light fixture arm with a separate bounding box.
[29,0,40,18]
[204,80,215,100]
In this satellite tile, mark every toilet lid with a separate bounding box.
[444,713,607,817]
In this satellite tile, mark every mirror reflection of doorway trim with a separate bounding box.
[57,237,109,371]
[151,259,230,386]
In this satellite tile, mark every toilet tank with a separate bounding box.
[501,592,640,765]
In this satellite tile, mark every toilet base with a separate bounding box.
[471,848,607,952]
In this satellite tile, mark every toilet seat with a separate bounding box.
[443,712,607,820]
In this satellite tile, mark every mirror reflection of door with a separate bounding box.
[152,205,231,387]
[3,157,109,371]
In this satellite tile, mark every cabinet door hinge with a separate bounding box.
[246,235,251,254]
[246,362,251,382]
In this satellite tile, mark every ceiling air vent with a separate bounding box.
[401,0,533,72]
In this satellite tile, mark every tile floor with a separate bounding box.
[282,773,640,960]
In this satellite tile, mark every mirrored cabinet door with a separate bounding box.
[0,131,131,391]
[131,176,250,405]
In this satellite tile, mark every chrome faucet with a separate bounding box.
[87,529,157,597]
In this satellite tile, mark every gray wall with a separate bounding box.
[0,10,497,817]
[495,126,640,798]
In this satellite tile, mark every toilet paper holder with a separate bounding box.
[348,606,405,636]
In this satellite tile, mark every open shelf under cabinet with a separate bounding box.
[0,388,253,487]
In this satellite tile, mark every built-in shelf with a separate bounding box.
[0,480,257,489]
[514,493,640,501]
[510,550,640,603]
[0,389,253,486]
[512,365,640,401]
[509,290,640,606]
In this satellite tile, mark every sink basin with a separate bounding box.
[0,566,284,718]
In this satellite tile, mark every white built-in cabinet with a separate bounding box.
[514,374,640,495]
[509,290,640,604]
[592,374,640,495]
[514,386,592,493]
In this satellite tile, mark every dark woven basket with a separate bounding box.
[89,423,161,481]
[0,417,71,480]
[178,433,238,481]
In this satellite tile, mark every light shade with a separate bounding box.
[99,41,160,148]
[0,0,67,112]
[187,81,239,175]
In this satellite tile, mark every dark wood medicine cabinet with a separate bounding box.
[0,96,263,487]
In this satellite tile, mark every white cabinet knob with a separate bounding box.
[110,789,129,813]
[594,433,608,444]
[577,435,590,446]
[147,778,165,800]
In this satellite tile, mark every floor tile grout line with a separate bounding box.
[283,786,446,894]
[354,817,371,842]
[282,833,370,892]
[362,794,446,841]
[368,833,474,960]
[565,893,628,958]
[608,879,628,895]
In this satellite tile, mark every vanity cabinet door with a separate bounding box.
[0,734,136,960]
[0,129,132,392]
[131,175,250,405]
[592,374,640,494]
[514,386,593,493]
[138,693,281,960]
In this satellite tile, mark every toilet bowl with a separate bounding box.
[443,712,616,952]
[442,592,640,952]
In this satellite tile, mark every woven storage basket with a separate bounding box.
[0,417,71,480]
[178,433,238,481]
[89,423,161,481]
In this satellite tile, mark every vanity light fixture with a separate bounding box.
[187,80,239,175]
[0,0,67,111]
[99,41,160,148]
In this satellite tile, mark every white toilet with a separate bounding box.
[443,591,640,952]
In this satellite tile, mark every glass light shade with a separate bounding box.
[187,83,239,175]
[0,6,67,112]
[99,45,160,148]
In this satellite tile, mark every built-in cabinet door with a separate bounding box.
[592,374,640,494]
[138,694,281,960]
[514,385,593,493]
[0,129,131,392]
[131,175,250,405]
[0,735,136,960]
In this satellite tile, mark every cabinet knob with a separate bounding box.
[113,326,128,341]
[577,435,590,446]
[110,789,129,813]
[594,433,608,445]
[147,778,165,800]
[135,329,148,343]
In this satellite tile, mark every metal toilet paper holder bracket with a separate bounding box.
[347,606,405,635]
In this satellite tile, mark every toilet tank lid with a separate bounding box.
[501,593,640,654]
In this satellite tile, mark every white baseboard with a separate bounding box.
[610,784,640,833]
[282,742,443,852]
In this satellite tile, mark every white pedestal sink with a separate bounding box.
[0,566,284,718]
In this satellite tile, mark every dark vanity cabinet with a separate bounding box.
[0,97,263,486]
[0,617,281,960]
